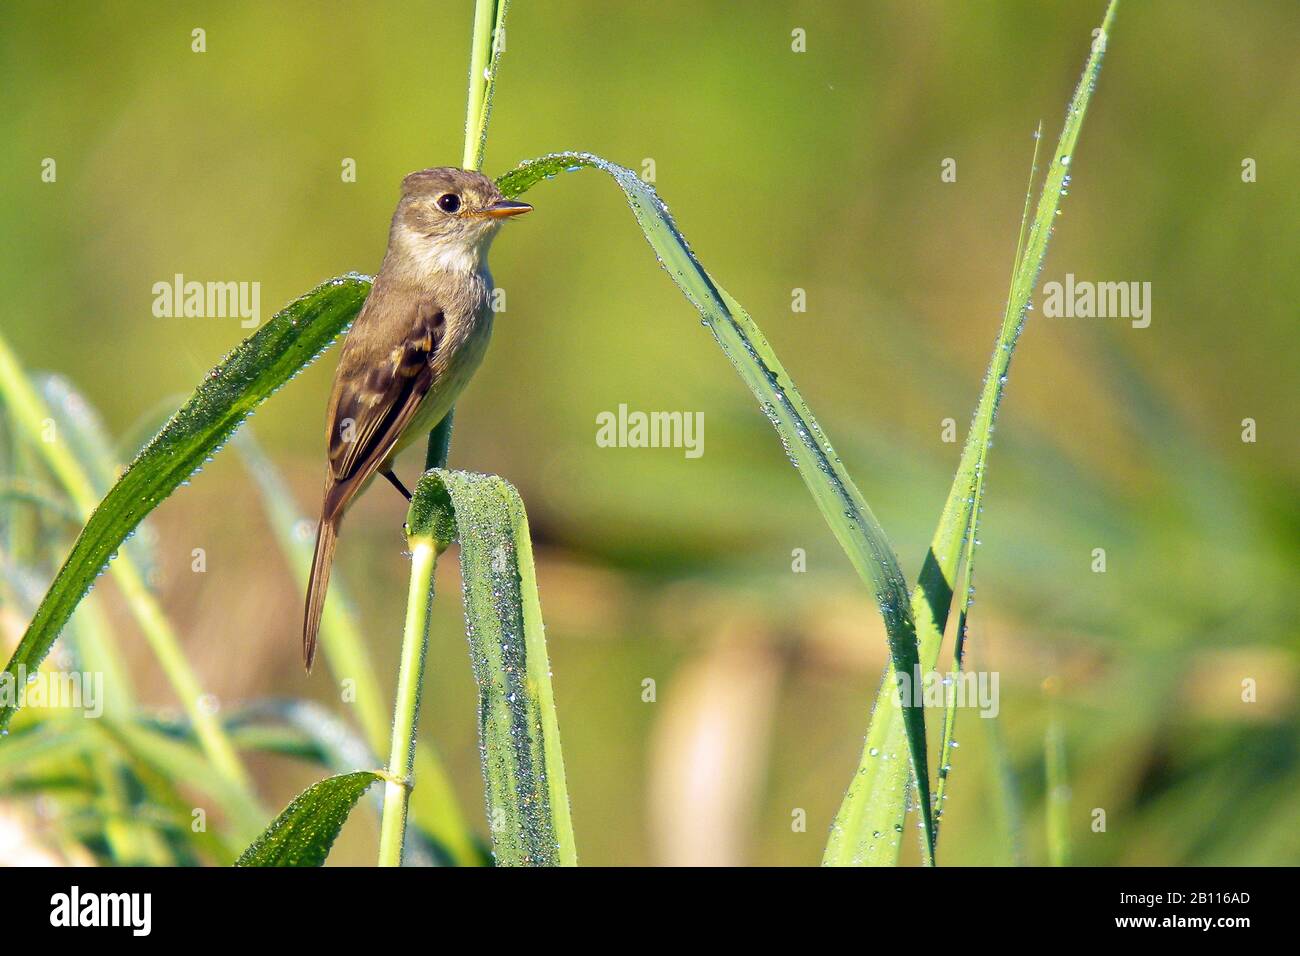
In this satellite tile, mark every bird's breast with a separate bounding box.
[390,287,494,460]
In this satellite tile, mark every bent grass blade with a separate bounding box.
[234,430,482,866]
[408,468,576,866]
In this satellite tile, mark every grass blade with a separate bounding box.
[233,430,482,865]
[236,770,380,867]
[0,347,255,790]
[1044,691,1071,866]
[934,125,1044,833]
[0,274,370,734]
[409,468,576,866]
[826,0,1119,863]
[498,154,935,863]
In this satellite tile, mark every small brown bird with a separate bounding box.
[303,167,531,669]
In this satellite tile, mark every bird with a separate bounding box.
[302,167,531,670]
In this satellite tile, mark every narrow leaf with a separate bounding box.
[934,125,1045,834]
[826,0,1120,864]
[408,468,576,866]
[236,770,380,867]
[234,430,482,866]
[0,275,370,732]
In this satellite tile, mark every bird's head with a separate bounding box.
[387,167,532,276]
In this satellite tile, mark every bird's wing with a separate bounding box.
[322,291,446,516]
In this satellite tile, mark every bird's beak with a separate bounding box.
[484,199,533,219]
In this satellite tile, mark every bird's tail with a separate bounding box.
[303,515,340,672]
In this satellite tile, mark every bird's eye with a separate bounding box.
[437,193,462,213]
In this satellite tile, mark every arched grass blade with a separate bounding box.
[408,468,576,866]
[236,770,381,867]
[0,274,371,733]
[498,154,934,863]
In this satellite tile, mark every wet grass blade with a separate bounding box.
[825,0,1119,864]
[408,468,576,866]
[934,125,1044,834]
[0,344,244,789]
[498,154,934,863]
[0,274,370,733]
[236,770,380,867]
[233,430,483,865]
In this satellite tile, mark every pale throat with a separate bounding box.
[399,224,499,279]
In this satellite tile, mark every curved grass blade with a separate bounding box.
[234,429,483,866]
[0,274,371,734]
[236,770,380,867]
[826,0,1120,864]
[32,373,163,703]
[408,468,576,866]
[498,155,934,862]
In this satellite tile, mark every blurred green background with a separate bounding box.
[1,0,1296,865]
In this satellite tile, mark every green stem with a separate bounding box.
[1045,683,1071,866]
[377,536,439,866]
[461,0,508,171]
